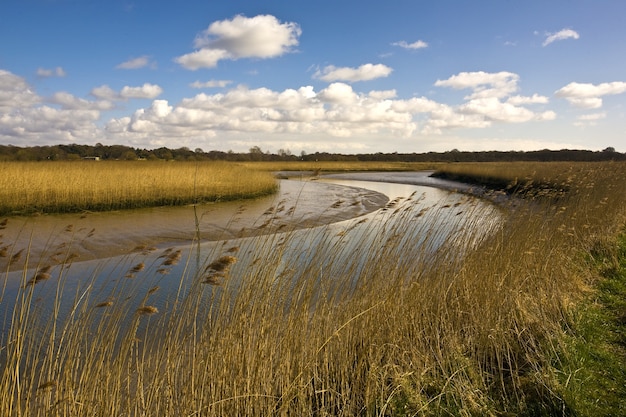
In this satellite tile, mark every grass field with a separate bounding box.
[0,161,278,216]
[1,161,625,415]
[241,160,442,173]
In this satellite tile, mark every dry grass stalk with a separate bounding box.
[1,161,624,416]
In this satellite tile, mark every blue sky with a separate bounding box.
[1,0,625,154]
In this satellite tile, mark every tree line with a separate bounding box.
[0,143,623,163]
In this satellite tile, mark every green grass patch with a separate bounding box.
[555,232,626,416]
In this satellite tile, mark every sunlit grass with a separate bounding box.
[1,161,625,415]
[0,161,278,215]
[241,160,442,173]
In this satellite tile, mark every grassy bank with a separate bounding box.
[0,161,278,216]
[1,161,625,415]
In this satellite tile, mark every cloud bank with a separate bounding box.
[0,67,562,150]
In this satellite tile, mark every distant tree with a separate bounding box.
[122,150,137,160]
[603,147,616,153]
[249,146,265,161]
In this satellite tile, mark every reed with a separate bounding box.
[241,160,442,173]
[0,161,277,215]
[1,161,625,415]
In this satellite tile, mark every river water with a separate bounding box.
[0,172,501,341]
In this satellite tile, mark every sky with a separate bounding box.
[1,0,625,154]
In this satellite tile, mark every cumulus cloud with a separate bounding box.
[116,56,155,69]
[459,97,556,123]
[314,64,393,83]
[36,67,66,78]
[0,70,40,111]
[392,40,428,50]
[120,83,163,99]
[106,83,420,142]
[435,71,520,99]
[507,94,549,105]
[0,70,101,143]
[542,28,580,46]
[175,14,301,70]
[50,91,114,111]
[433,71,555,127]
[90,83,163,101]
[555,81,626,108]
[190,79,233,88]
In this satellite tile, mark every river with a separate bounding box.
[0,172,501,341]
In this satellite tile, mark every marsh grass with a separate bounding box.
[242,160,441,173]
[0,161,277,215]
[1,161,625,416]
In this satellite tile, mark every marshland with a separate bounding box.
[1,160,625,416]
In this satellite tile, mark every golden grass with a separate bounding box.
[0,160,278,215]
[241,160,442,173]
[1,161,625,415]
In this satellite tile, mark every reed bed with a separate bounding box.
[241,160,441,173]
[1,161,625,415]
[0,161,277,215]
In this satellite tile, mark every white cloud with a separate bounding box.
[574,112,607,127]
[507,94,549,105]
[50,91,114,110]
[0,70,40,111]
[90,85,119,101]
[120,83,163,99]
[542,29,580,46]
[174,49,230,70]
[555,81,626,108]
[175,14,301,70]
[91,83,163,101]
[36,67,66,78]
[0,68,561,152]
[459,97,556,123]
[116,56,155,70]
[0,71,101,143]
[577,112,606,121]
[435,71,520,99]
[313,64,393,82]
[433,71,555,127]
[190,79,233,89]
[317,83,358,104]
[392,40,428,50]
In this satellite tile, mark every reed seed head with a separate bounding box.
[95,301,114,308]
[130,262,145,273]
[136,305,158,315]
[162,250,182,266]
[37,381,57,391]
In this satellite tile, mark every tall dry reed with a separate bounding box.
[1,161,625,415]
[0,161,277,215]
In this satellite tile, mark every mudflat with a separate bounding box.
[0,179,388,272]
